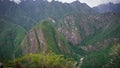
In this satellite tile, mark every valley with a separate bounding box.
[0,0,120,68]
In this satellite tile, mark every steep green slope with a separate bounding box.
[21,20,72,57]
[0,17,26,60]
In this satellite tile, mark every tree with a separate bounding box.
[10,53,75,68]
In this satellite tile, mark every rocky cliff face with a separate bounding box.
[56,14,95,45]
[53,13,120,46]
[58,15,81,45]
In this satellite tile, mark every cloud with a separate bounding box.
[79,0,120,7]
[13,0,21,4]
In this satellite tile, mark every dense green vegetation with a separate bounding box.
[8,52,75,68]
[81,46,111,68]
[104,44,120,68]
[0,18,26,60]
[38,20,61,54]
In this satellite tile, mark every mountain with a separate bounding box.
[0,0,94,61]
[54,13,120,45]
[0,0,95,30]
[0,0,120,68]
[20,20,72,57]
[0,16,26,60]
[78,13,120,68]
[93,2,120,13]
[53,12,120,67]
[17,12,120,68]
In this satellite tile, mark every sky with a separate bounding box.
[13,0,120,7]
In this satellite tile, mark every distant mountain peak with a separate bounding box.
[93,2,120,13]
[71,0,81,4]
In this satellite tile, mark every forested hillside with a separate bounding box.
[0,16,25,60]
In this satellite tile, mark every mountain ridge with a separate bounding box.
[93,2,120,13]
[0,0,95,30]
